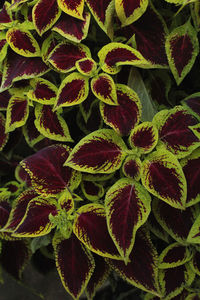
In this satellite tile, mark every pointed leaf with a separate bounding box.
[32,0,61,36]
[154,107,200,159]
[0,50,49,91]
[65,129,128,174]
[0,112,9,151]
[6,28,40,57]
[1,240,31,280]
[81,180,104,201]
[91,73,118,105]
[57,0,84,20]
[180,148,200,207]
[20,144,81,196]
[106,228,160,296]
[86,254,110,300]
[12,197,57,237]
[181,93,200,121]
[76,58,97,76]
[159,264,195,299]
[158,243,193,269]
[34,104,73,142]
[22,110,43,147]
[55,72,89,110]
[115,0,148,27]
[122,155,142,181]
[27,77,58,105]
[3,189,38,232]
[73,203,121,259]
[53,11,91,43]
[105,178,151,262]
[152,199,195,244]
[5,96,29,133]
[98,42,149,74]
[85,0,115,38]
[129,121,158,154]
[100,83,142,135]
[141,149,187,209]
[48,41,91,73]
[53,231,95,299]
[165,21,199,85]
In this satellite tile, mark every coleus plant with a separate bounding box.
[0,0,200,299]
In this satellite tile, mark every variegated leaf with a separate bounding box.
[91,73,118,105]
[106,228,160,296]
[65,129,128,174]
[187,212,200,244]
[165,20,199,85]
[105,178,151,263]
[181,92,200,121]
[57,0,85,20]
[180,148,200,207]
[53,11,91,43]
[0,89,11,111]
[81,180,104,201]
[22,110,43,148]
[73,203,121,259]
[85,0,115,38]
[100,84,142,135]
[0,112,9,151]
[48,41,91,73]
[159,263,195,300]
[86,254,110,300]
[152,199,196,244]
[189,250,200,277]
[6,27,40,57]
[20,144,81,196]
[34,104,73,142]
[0,50,49,91]
[27,77,58,105]
[76,58,97,76]
[98,42,149,74]
[32,0,61,36]
[5,96,29,133]
[54,72,89,110]
[53,231,95,299]
[129,122,158,154]
[115,0,148,27]
[141,149,187,209]
[122,155,142,181]
[3,189,38,232]
[12,197,57,237]
[158,243,192,269]
[0,35,8,63]
[153,106,200,159]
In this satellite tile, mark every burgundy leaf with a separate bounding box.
[0,3,12,24]
[0,50,49,91]
[53,232,95,299]
[0,240,31,280]
[181,93,200,121]
[53,11,91,43]
[0,112,8,151]
[122,156,141,181]
[0,90,11,110]
[20,144,81,196]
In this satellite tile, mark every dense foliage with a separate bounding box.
[0,0,200,299]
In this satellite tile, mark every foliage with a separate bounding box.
[0,0,200,299]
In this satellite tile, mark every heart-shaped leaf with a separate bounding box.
[32,0,61,36]
[165,20,199,85]
[105,178,151,262]
[122,155,142,181]
[100,84,142,136]
[53,11,91,43]
[73,203,121,259]
[115,0,148,27]
[20,144,81,196]
[54,72,89,110]
[53,231,95,299]
[141,149,187,209]
[65,129,128,174]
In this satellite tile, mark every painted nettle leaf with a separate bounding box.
[65,129,128,173]
[181,92,200,121]
[122,155,142,181]
[165,20,199,85]
[0,112,8,150]
[81,180,104,201]
[57,0,85,20]
[76,57,96,76]
[105,178,151,263]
